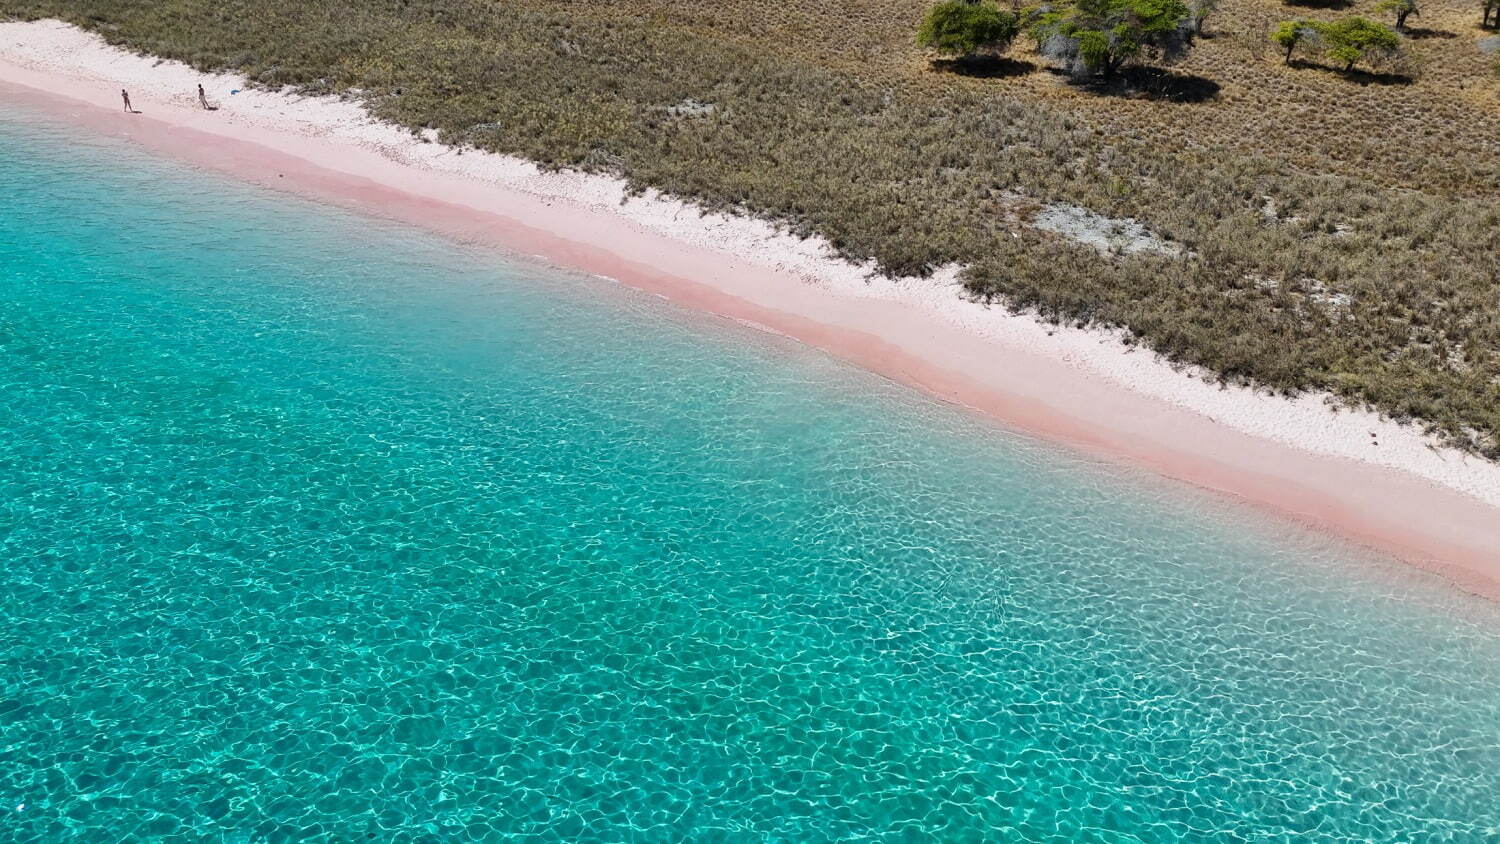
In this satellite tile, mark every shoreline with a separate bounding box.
[4,20,1500,599]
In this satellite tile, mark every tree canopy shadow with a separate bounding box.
[1401,27,1457,40]
[1050,66,1220,103]
[930,56,1037,79]
[1287,58,1415,85]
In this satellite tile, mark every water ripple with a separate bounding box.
[1,109,1498,842]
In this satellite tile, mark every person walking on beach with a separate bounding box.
[198,83,209,110]
[121,89,133,113]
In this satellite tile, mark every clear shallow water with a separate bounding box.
[1,110,1499,843]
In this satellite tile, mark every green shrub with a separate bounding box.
[1028,0,1196,78]
[916,0,1020,58]
[1273,17,1401,72]
[1319,17,1401,72]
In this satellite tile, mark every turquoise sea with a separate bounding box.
[2,105,1499,842]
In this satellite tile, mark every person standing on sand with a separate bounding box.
[198,84,209,110]
[121,89,132,113]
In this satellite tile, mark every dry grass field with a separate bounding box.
[6,0,1500,455]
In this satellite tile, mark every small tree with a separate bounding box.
[917,0,1023,59]
[1271,19,1321,63]
[1029,0,1197,78]
[1190,0,1218,35]
[1375,0,1419,30]
[1319,17,1401,71]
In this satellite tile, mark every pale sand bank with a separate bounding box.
[4,20,1499,596]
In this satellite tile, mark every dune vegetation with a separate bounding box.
[5,0,1500,456]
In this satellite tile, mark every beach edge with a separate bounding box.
[4,20,1499,598]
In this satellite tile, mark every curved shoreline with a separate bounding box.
[4,20,1499,599]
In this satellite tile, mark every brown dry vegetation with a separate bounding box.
[6,0,1500,455]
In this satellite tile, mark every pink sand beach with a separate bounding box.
[4,21,1498,598]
